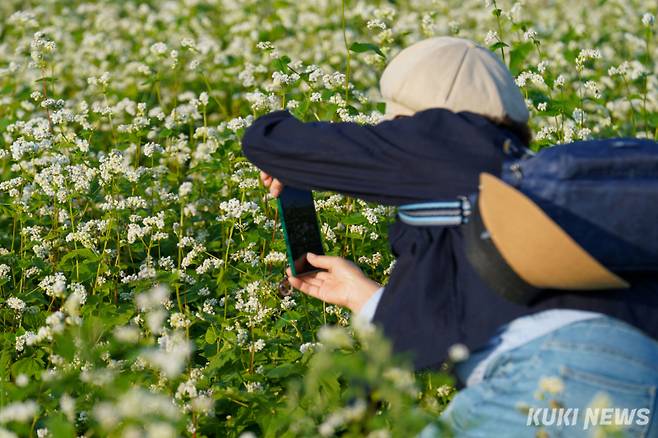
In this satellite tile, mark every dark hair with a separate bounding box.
[486,115,533,147]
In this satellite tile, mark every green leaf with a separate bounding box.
[205,326,218,344]
[341,213,365,225]
[266,363,303,379]
[10,357,43,378]
[490,42,510,51]
[45,415,75,438]
[349,42,385,58]
[59,248,98,264]
[273,55,292,72]
[509,42,535,75]
[34,76,56,83]
[208,352,233,371]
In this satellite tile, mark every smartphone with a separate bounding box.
[277,186,325,277]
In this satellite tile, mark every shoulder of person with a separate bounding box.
[381,107,497,129]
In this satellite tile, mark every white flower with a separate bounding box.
[584,80,602,98]
[280,296,296,310]
[256,41,274,50]
[150,42,168,56]
[7,297,25,312]
[199,92,209,106]
[642,13,655,27]
[143,142,163,157]
[244,381,262,393]
[575,48,601,70]
[136,284,170,311]
[0,401,39,423]
[572,108,585,123]
[38,273,67,298]
[15,374,29,387]
[178,181,193,197]
[317,325,353,349]
[448,343,470,362]
[299,342,322,354]
[142,332,192,378]
[484,30,498,46]
[169,312,191,329]
[250,339,265,352]
[264,251,286,264]
[113,326,140,343]
[190,395,213,414]
[555,74,566,87]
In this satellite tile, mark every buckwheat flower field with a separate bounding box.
[0,0,655,436]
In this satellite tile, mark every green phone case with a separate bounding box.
[276,197,299,276]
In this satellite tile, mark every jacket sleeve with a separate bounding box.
[241,109,506,206]
[241,110,413,205]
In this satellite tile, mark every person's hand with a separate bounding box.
[260,170,284,198]
[286,253,381,313]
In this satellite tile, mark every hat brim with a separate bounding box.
[478,173,629,290]
[381,99,416,121]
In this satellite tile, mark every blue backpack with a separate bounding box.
[398,138,658,300]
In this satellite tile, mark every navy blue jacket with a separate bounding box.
[241,108,658,370]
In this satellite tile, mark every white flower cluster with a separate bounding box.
[175,368,213,415]
[15,311,68,352]
[575,48,602,71]
[7,297,25,313]
[127,212,167,244]
[141,331,193,378]
[383,367,419,397]
[217,198,259,221]
[608,60,646,80]
[195,257,224,275]
[0,400,39,424]
[0,264,11,281]
[92,389,180,431]
[358,252,383,268]
[299,341,322,354]
[318,399,367,437]
[515,71,546,88]
[263,251,286,265]
[38,272,67,298]
[233,281,272,328]
[244,91,280,112]
[169,312,191,329]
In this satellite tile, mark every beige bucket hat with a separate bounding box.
[380,37,529,123]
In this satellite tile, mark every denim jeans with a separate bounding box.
[422,316,658,437]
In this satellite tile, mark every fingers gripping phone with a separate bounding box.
[277,186,325,277]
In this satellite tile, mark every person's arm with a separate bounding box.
[242,109,505,206]
[242,110,407,205]
[354,286,384,322]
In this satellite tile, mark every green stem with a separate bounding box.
[492,1,507,64]
[68,200,80,281]
[341,0,351,105]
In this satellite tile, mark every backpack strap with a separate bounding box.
[462,198,542,305]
